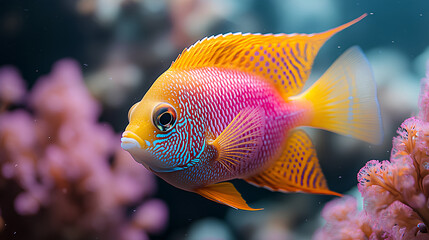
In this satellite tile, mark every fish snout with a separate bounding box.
[121,137,141,150]
[121,131,146,150]
[120,131,181,173]
[121,131,156,167]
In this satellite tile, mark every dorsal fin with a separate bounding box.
[171,14,367,98]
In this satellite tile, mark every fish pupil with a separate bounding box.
[152,102,177,132]
[159,112,172,126]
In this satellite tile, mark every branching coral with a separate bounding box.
[314,63,429,240]
[0,60,168,240]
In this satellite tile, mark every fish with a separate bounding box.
[121,13,383,211]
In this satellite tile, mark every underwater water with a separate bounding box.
[1,0,429,239]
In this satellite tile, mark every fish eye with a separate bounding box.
[128,102,139,122]
[152,103,177,132]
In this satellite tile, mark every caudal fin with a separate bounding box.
[291,46,383,144]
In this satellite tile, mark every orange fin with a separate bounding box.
[290,46,383,144]
[245,130,342,196]
[195,182,263,211]
[208,107,264,172]
[171,14,367,98]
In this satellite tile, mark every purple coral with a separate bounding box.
[313,196,374,239]
[314,63,429,240]
[0,66,26,110]
[0,60,168,240]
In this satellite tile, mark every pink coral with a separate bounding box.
[315,62,429,240]
[313,196,376,240]
[0,66,26,108]
[0,59,168,240]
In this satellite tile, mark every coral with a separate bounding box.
[0,60,168,240]
[314,62,429,240]
[313,196,377,240]
[0,66,26,111]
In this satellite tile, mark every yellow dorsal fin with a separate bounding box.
[171,14,367,98]
[195,182,263,211]
[245,130,342,196]
[209,107,264,172]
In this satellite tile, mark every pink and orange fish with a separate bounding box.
[121,14,382,210]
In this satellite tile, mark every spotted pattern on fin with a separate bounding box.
[170,14,367,98]
[246,130,341,196]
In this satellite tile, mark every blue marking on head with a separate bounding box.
[178,142,187,157]
[152,144,163,151]
[153,139,167,146]
[156,129,176,138]
[139,111,208,172]
[177,118,188,127]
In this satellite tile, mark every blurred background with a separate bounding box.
[0,0,428,239]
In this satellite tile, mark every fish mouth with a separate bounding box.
[121,131,154,168]
[121,131,145,150]
[120,131,175,172]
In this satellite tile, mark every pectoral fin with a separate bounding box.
[208,107,265,172]
[245,130,342,196]
[195,182,263,211]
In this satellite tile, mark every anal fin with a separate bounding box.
[245,130,342,197]
[195,182,263,211]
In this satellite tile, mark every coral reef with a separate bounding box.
[0,59,167,240]
[314,62,429,240]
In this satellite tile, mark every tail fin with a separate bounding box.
[291,46,383,144]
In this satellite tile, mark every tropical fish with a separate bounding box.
[121,13,382,211]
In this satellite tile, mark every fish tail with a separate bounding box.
[290,46,383,144]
